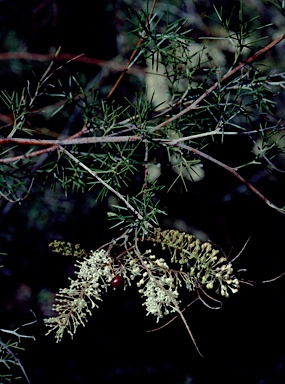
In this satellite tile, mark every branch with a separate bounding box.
[106,0,158,99]
[0,339,31,384]
[150,34,285,132]
[0,178,34,202]
[0,310,36,342]
[60,146,154,229]
[0,120,93,164]
[230,236,252,263]
[0,312,36,384]
[146,297,200,333]
[170,142,285,214]
[135,245,203,356]
[153,123,285,143]
[0,134,141,147]
[261,271,285,283]
[0,52,145,77]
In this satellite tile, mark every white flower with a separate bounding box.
[139,277,180,322]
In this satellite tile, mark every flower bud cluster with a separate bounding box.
[152,229,240,297]
[49,240,87,258]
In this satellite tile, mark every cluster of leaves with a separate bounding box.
[1,3,285,213]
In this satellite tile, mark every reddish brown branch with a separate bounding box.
[151,34,285,131]
[0,52,145,77]
[0,134,142,163]
[106,0,158,99]
[0,135,141,147]
[174,142,285,214]
[146,297,199,333]
[0,121,92,163]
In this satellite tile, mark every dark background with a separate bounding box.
[1,1,285,383]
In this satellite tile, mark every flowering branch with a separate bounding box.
[135,244,203,356]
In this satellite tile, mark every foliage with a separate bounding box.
[0,314,36,383]
[1,0,285,359]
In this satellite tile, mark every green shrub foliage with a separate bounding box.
[1,0,285,357]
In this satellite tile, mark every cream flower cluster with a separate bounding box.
[44,249,113,342]
[45,233,241,343]
[136,256,180,321]
[212,260,240,298]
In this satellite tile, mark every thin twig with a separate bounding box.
[172,142,285,214]
[0,328,35,341]
[135,241,203,356]
[0,135,141,147]
[230,236,252,263]
[106,0,158,99]
[153,123,285,142]
[0,311,36,384]
[146,297,199,332]
[0,52,145,76]
[0,339,31,384]
[239,279,256,286]
[196,288,223,310]
[0,310,37,341]
[0,121,92,164]
[261,271,285,283]
[0,178,34,202]
[248,134,285,174]
[150,34,285,132]
[60,146,154,229]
